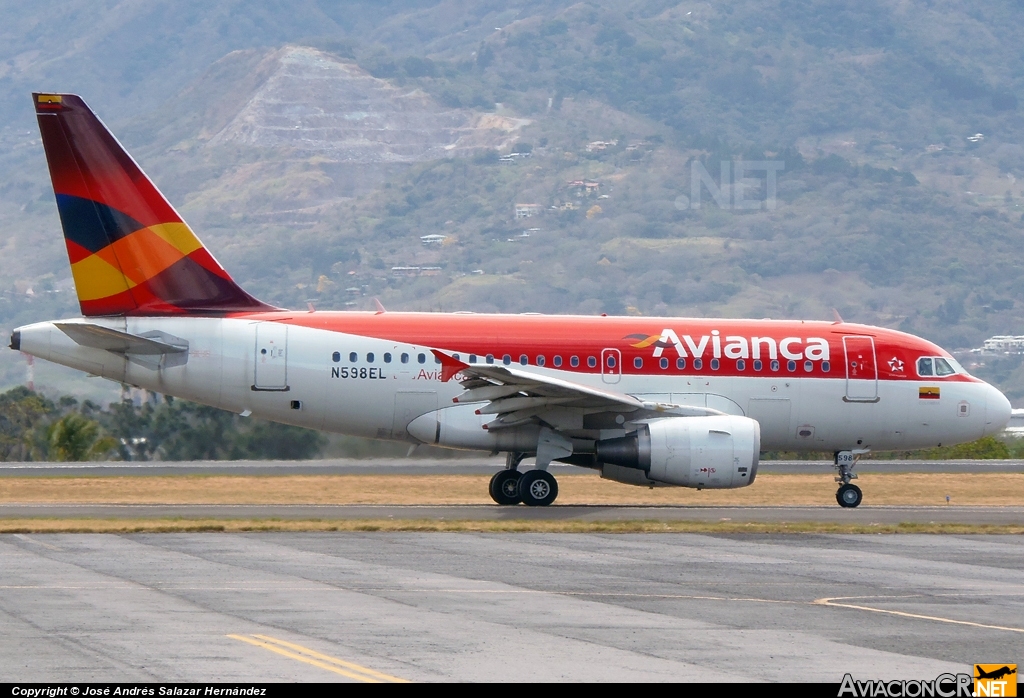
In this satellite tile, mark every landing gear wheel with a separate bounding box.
[836,483,863,508]
[489,470,522,505]
[518,470,558,507]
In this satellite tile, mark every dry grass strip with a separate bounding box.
[1,518,1023,535]
[1,473,1023,506]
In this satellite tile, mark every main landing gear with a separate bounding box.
[834,451,863,508]
[488,452,559,506]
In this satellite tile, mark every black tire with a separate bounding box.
[836,483,863,508]
[518,470,558,507]
[489,470,522,505]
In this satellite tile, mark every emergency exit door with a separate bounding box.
[601,348,622,384]
[253,322,289,391]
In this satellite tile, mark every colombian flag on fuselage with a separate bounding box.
[32,93,272,317]
[919,387,941,399]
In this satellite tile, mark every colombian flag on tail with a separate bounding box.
[33,93,273,317]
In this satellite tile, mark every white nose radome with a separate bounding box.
[984,383,1012,436]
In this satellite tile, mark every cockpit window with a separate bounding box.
[918,356,959,377]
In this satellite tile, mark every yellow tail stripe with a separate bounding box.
[70,254,135,301]
[148,222,204,256]
[227,634,408,683]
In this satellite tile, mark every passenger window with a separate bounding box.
[804,361,813,372]
[349,352,357,363]
[520,354,528,365]
[917,357,933,376]
[822,361,830,372]
[469,354,477,363]
[693,358,703,370]
[486,354,494,364]
[366,352,374,363]
[503,354,511,365]
[553,356,562,367]
[384,352,392,363]
[606,356,616,368]
[753,360,762,371]
[401,353,409,364]
[710,358,720,370]
[417,353,426,364]
[570,356,579,367]
[332,352,340,363]
[934,358,955,376]
[770,360,780,371]
[676,357,686,370]
[634,357,643,369]
[660,357,669,369]
[537,355,546,367]
[787,360,796,372]
[737,359,745,371]
[588,356,597,368]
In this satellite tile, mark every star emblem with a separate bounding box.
[888,357,904,372]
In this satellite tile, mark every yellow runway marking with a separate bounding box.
[227,633,408,683]
[814,596,1024,633]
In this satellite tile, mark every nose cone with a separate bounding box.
[983,383,1012,436]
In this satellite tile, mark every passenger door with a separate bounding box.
[843,336,878,402]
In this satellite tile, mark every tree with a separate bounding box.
[44,413,117,462]
[0,387,53,461]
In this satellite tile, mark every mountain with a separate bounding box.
[3,1,1024,402]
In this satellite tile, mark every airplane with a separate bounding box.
[10,93,1012,508]
[975,666,1016,681]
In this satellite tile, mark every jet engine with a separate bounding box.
[595,415,760,488]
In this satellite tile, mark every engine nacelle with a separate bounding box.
[595,415,760,488]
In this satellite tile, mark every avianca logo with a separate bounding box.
[625,330,831,362]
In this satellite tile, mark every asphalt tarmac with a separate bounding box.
[0,458,1021,477]
[1,532,1021,682]
[3,503,1023,524]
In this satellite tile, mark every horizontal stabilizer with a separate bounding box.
[55,322,188,370]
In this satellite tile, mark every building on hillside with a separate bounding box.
[567,180,601,197]
[515,203,543,219]
[981,335,1024,353]
[420,234,447,245]
[391,266,420,277]
[585,140,617,152]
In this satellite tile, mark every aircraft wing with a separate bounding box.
[432,350,721,430]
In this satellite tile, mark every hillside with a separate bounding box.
[2,1,1024,401]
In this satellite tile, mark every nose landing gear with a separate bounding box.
[835,451,862,508]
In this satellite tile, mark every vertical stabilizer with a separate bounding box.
[33,93,273,316]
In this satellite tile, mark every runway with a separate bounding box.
[1,458,1021,477]
[1,532,1021,681]
[3,503,1024,524]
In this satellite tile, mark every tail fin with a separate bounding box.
[33,93,274,316]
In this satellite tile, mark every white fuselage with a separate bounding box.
[14,316,1010,455]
